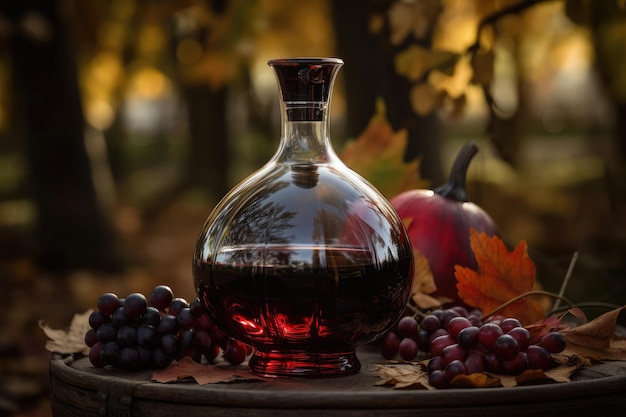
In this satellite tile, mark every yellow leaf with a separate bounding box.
[340,99,429,197]
[410,82,443,116]
[395,45,458,82]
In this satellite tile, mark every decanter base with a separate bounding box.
[248,350,361,377]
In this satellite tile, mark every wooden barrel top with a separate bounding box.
[50,348,626,417]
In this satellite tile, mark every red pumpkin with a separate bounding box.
[390,141,497,306]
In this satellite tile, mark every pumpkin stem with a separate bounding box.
[434,141,478,202]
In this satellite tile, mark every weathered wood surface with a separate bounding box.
[50,348,626,417]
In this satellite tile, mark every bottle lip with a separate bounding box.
[268,57,344,66]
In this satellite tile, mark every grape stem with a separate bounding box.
[480,290,575,321]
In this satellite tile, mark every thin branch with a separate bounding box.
[481,290,575,320]
[468,0,561,53]
[552,251,579,312]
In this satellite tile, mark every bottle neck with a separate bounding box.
[274,101,335,165]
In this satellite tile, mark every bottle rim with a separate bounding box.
[268,57,344,66]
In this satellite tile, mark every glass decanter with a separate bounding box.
[193,57,413,377]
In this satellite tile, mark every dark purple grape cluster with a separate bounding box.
[380,307,567,389]
[85,285,251,370]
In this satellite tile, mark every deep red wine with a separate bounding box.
[194,246,412,375]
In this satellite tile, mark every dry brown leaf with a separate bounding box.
[151,356,265,385]
[373,363,430,389]
[39,309,93,355]
[561,305,626,360]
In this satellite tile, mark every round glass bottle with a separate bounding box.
[193,58,413,377]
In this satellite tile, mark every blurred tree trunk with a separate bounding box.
[331,0,444,185]
[183,83,230,201]
[3,0,121,272]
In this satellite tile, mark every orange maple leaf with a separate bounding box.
[454,228,545,325]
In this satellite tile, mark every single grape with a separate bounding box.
[478,323,503,351]
[169,297,189,316]
[427,356,443,373]
[224,339,247,365]
[526,345,554,371]
[416,330,430,352]
[500,318,522,333]
[195,313,214,331]
[494,334,519,361]
[398,338,418,361]
[539,332,566,354]
[179,328,196,349]
[97,293,120,316]
[160,334,179,356]
[428,328,448,343]
[152,348,173,369]
[428,369,449,389]
[483,351,502,373]
[189,298,205,317]
[420,314,441,333]
[85,328,99,347]
[149,285,174,311]
[88,310,110,329]
[176,307,196,330]
[468,314,482,327]
[464,350,485,374]
[450,306,469,318]
[137,346,153,369]
[430,334,456,356]
[397,316,418,339]
[119,347,139,370]
[100,341,120,367]
[89,342,103,367]
[447,316,472,339]
[443,360,467,382]
[195,329,213,350]
[142,306,161,327]
[124,293,148,318]
[440,309,460,330]
[137,324,158,349]
[111,307,132,329]
[380,331,401,360]
[156,314,179,335]
[96,323,117,343]
[457,326,480,350]
[507,327,531,351]
[117,325,137,348]
[440,344,468,366]
[430,309,444,321]
[502,352,528,375]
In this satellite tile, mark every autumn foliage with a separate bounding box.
[455,228,545,325]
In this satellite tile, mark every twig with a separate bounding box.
[552,251,579,312]
[481,290,575,320]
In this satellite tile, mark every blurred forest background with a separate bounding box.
[1,0,626,415]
